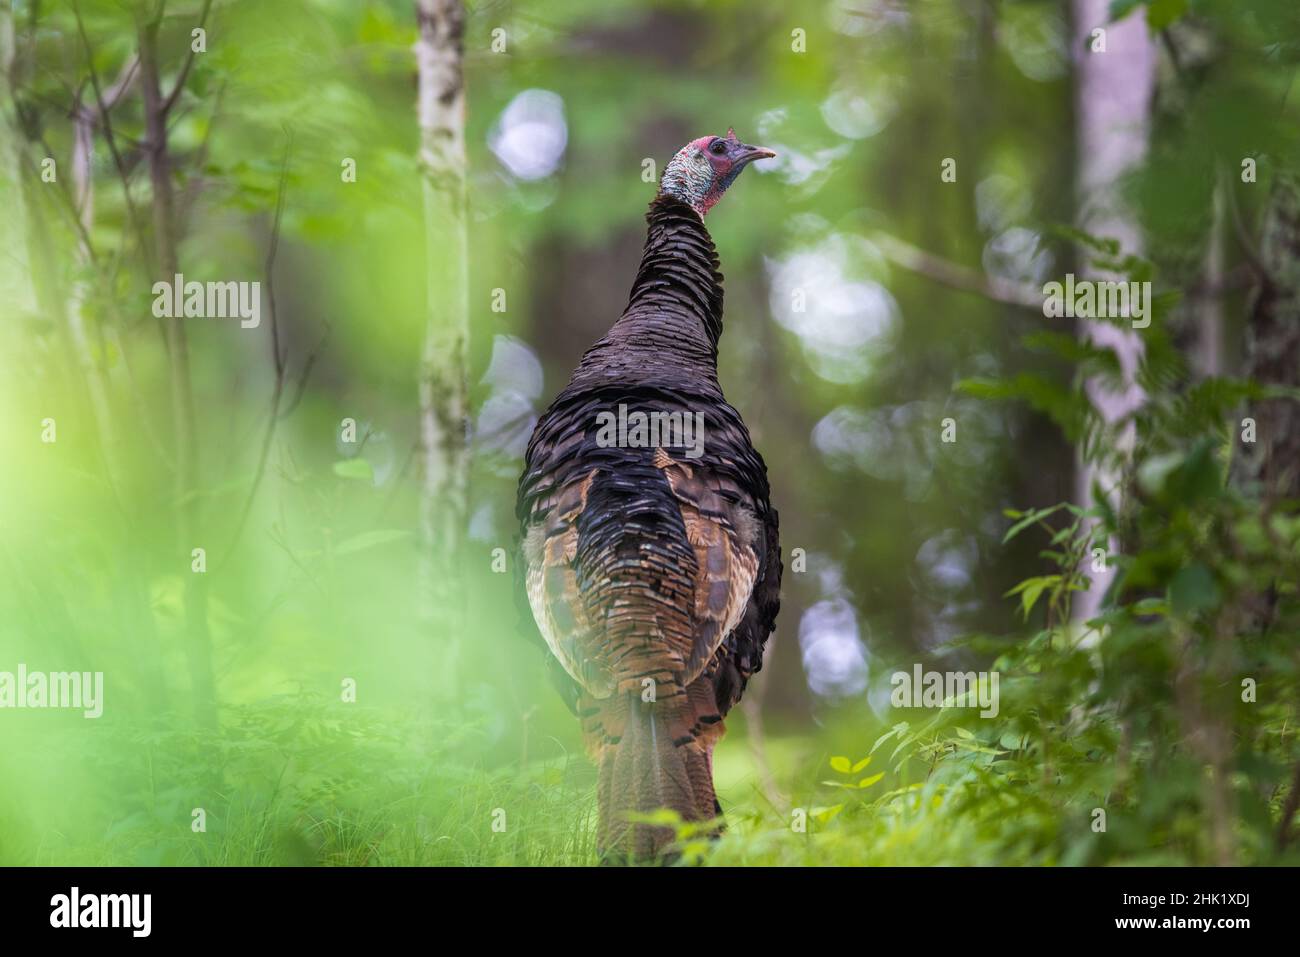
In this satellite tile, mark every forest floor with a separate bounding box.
[2,695,1294,867]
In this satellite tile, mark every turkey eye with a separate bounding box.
[710,140,727,155]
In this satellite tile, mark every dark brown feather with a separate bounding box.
[517,195,781,860]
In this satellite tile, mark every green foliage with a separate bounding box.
[2,0,1298,870]
[890,231,1300,867]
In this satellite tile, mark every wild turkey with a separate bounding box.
[516,130,782,862]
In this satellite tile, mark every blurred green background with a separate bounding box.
[1,0,1298,866]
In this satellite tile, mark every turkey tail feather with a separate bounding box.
[591,688,723,864]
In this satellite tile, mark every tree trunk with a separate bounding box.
[1071,0,1156,623]
[1195,179,1227,379]
[1232,157,1300,864]
[3,2,70,390]
[67,86,124,478]
[414,0,470,667]
[1237,175,1300,500]
[1,0,31,311]
[139,13,218,730]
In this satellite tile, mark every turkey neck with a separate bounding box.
[571,196,726,391]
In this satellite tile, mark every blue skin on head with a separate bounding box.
[659,131,776,218]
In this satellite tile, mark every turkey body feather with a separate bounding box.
[517,195,781,861]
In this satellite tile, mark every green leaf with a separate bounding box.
[1003,504,1065,543]
[1005,576,1060,620]
[625,808,682,827]
[1145,0,1188,29]
[1021,580,1048,620]
[891,731,920,762]
[1174,440,1222,504]
[333,458,374,482]
[1132,596,1170,616]
[1137,451,1183,497]
[851,756,872,773]
[829,755,852,773]
[953,740,1004,756]
[1169,563,1219,616]
[333,529,412,556]
[870,723,907,754]
[1047,223,1121,254]
[811,804,844,823]
[856,772,885,789]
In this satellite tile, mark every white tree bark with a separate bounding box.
[1,2,30,312]
[66,57,138,471]
[1071,0,1156,623]
[415,0,470,644]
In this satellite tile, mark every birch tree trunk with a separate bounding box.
[1,1,30,310]
[1071,0,1156,623]
[415,0,470,659]
[67,75,134,478]
[3,2,65,383]
[5,4,115,461]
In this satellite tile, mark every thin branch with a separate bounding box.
[71,0,149,262]
[8,58,137,267]
[177,78,226,234]
[1159,28,1184,80]
[114,320,177,470]
[265,130,291,377]
[1221,162,1270,281]
[93,53,140,112]
[869,231,1043,309]
[219,131,294,567]
[278,320,333,419]
[161,0,213,116]
[20,144,98,265]
[9,51,172,472]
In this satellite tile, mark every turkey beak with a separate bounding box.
[736,143,777,166]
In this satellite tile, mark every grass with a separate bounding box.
[3,689,1297,867]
